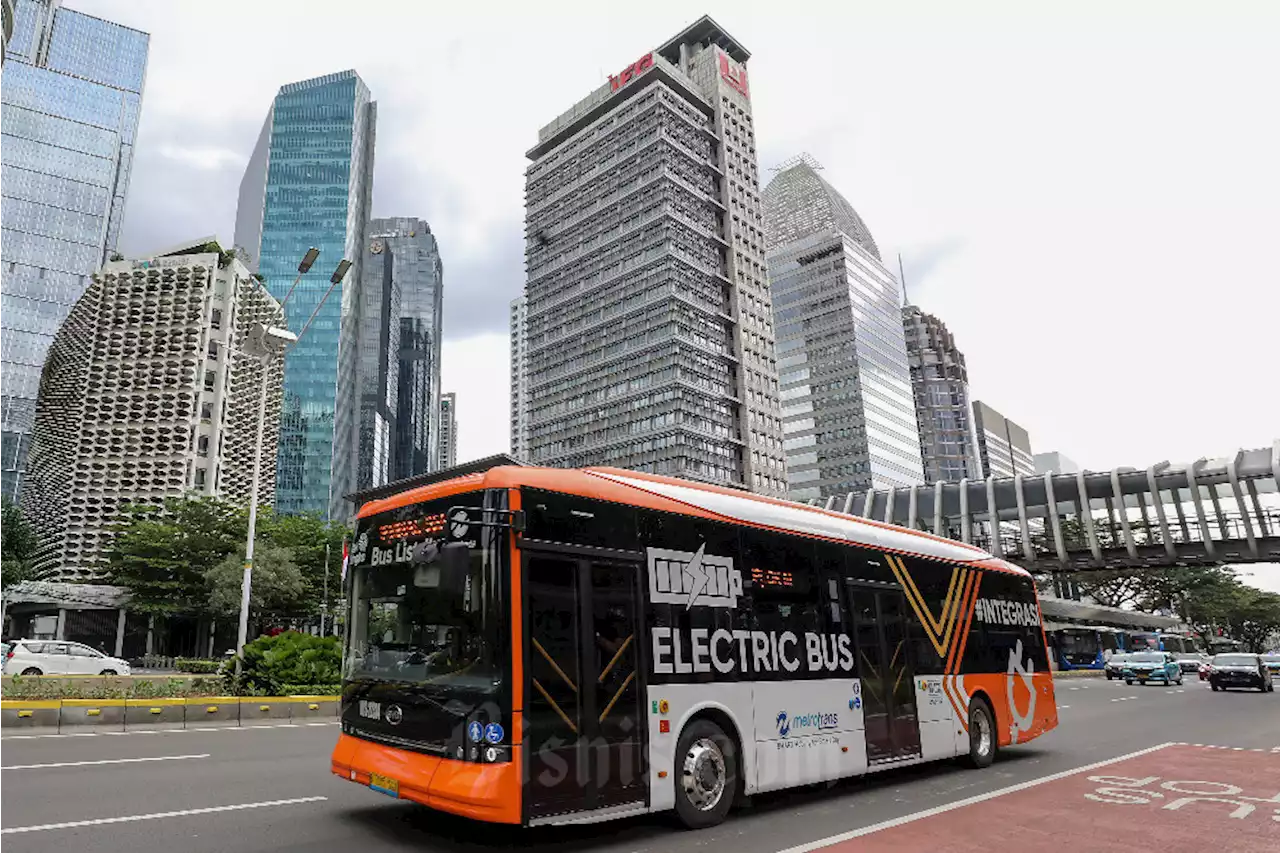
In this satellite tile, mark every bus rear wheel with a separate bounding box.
[673,719,738,829]
[961,698,997,769]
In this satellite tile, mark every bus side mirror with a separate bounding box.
[437,543,471,592]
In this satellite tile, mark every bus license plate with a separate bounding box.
[369,773,399,798]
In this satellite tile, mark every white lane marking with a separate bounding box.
[1058,705,1071,709]
[2,721,338,741]
[3,753,209,771]
[774,743,1177,853]
[1,796,328,834]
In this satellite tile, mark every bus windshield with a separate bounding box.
[345,494,506,693]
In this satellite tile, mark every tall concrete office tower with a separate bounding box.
[971,400,1034,478]
[22,239,284,580]
[522,15,787,495]
[234,70,375,520]
[1,0,149,500]
[352,217,443,490]
[509,295,529,460]
[437,392,457,470]
[903,305,981,484]
[764,154,924,501]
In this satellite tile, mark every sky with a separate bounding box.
[77,0,1279,477]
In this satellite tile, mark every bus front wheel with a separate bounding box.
[673,718,738,829]
[961,698,997,769]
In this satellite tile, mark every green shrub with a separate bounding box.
[278,683,342,696]
[175,658,223,674]
[230,631,341,695]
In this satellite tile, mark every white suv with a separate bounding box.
[3,640,132,676]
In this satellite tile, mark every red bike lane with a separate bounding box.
[787,744,1280,853]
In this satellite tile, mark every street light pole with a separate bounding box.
[234,252,353,674]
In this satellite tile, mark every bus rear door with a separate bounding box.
[523,550,646,822]
[847,584,922,764]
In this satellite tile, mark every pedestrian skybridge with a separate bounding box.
[822,442,1280,573]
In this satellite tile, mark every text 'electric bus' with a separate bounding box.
[331,462,1058,828]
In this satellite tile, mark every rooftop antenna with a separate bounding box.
[898,253,910,306]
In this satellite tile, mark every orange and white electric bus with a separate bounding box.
[331,460,1057,828]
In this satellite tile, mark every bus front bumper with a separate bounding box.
[331,732,521,824]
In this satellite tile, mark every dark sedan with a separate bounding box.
[1208,653,1275,693]
[1173,653,1206,674]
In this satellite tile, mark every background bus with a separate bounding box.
[331,463,1058,829]
[1129,631,1195,653]
[1048,626,1123,670]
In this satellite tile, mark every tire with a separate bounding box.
[1125,679,1133,686]
[1106,673,1114,680]
[1176,675,1184,686]
[961,698,997,769]
[1268,683,1274,693]
[99,669,117,676]
[20,667,42,676]
[673,719,738,829]
[1211,684,1219,692]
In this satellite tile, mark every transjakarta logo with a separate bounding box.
[776,710,838,737]
[974,598,1041,628]
[648,545,741,609]
[652,628,854,676]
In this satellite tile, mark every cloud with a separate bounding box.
[156,144,245,171]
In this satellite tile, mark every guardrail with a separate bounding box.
[1,695,340,731]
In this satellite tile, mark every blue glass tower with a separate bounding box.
[235,70,375,520]
[1,0,149,500]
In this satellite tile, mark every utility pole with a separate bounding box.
[321,542,331,635]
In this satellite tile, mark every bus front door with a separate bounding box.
[524,553,645,822]
[849,586,922,764]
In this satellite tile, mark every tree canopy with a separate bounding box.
[103,495,349,623]
[2,499,38,587]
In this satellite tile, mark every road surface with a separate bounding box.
[2,677,1277,853]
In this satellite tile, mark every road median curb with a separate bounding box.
[1,695,341,731]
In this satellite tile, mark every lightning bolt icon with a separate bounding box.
[684,543,709,610]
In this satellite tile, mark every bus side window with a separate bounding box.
[893,555,959,675]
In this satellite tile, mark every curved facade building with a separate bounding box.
[22,241,284,581]
[764,154,924,500]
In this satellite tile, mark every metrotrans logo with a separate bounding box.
[776,710,839,738]
[647,545,741,609]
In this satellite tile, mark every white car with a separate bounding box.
[3,639,132,676]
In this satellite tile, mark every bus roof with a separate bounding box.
[356,464,1024,574]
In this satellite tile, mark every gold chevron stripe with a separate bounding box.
[885,554,968,660]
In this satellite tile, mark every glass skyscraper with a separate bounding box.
[353,217,443,490]
[234,70,375,520]
[763,154,924,501]
[1,0,149,500]
[903,305,982,484]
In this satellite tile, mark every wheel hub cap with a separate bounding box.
[682,737,726,811]
[975,709,992,756]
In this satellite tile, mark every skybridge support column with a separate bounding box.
[986,476,1003,558]
[933,480,945,537]
[883,487,897,525]
[1206,478,1230,542]
[1245,480,1270,538]
[1111,470,1138,558]
[823,496,836,511]
[842,492,856,515]
[958,478,972,545]
[1044,471,1068,563]
[1076,470,1101,561]
[1014,474,1034,562]
[1147,466,1176,559]
[1226,453,1259,558]
[907,484,919,531]
[861,489,875,519]
[1186,464,1216,558]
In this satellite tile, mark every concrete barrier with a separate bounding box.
[240,697,293,723]
[184,696,241,726]
[59,699,126,730]
[1,696,341,731]
[0,700,62,730]
[288,695,340,719]
[124,698,187,729]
